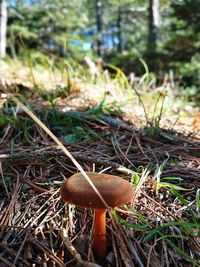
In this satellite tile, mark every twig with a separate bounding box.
[0,256,15,267]
[21,177,50,193]
[0,161,9,198]
[0,243,30,266]
[109,217,135,267]
[141,192,178,221]
[13,233,28,265]
[0,150,122,169]
[60,228,102,267]
[28,238,65,267]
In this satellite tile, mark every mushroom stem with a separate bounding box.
[93,208,106,258]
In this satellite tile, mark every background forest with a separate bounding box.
[0,0,200,102]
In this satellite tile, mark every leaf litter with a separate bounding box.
[0,76,200,266]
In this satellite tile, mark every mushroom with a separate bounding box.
[60,172,134,258]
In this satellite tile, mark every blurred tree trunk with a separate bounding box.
[148,0,159,52]
[117,6,122,53]
[0,0,7,57]
[96,0,104,57]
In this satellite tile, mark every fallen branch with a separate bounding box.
[60,228,102,267]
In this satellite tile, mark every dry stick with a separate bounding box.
[109,219,135,267]
[24,190,59,229]
[144,206,169,222]
[110,230,119,267]
[141,192,178,221]
[0,168,21,227]
[4,149,200,180]
[0,150,122,170]
[21,177,49,193]
[56,159,76,174]
[162,239,170,267]
[0,256,15,267]
[0,225,31,232]
[125,133,134,156]
[121,230,144,267]
[111,136,124,165]
[0,161,9,198]
[13,233,28,265]
[135,134,149,160]
[129,236,148,263]
[13,98,109,209]
[0,124,12,145]
[113,134,134,167]
[0,243,30,266]
[115,220,144,267]
[146,236,165,267]
[29,238,65,267]
[60,228,102,267]
[117,238,134,267]
[87,216,95,262]
[99,114,140,133]
[49,226,57,267]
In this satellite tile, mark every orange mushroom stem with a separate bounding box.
[94,208,106,258]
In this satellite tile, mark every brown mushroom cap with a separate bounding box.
[60,172,134,209]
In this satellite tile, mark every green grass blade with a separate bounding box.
[159,182,190,191]
[154,157,169,183]
[143,221,200,242]
[171,189,189,205]
[196,189,200,212]
[171,189,197,223]
[112,210,149,230]
[160,177,183,182]
[164,235,200,265]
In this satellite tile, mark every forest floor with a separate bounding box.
[0,62,200,267]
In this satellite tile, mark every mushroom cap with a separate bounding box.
[60,172,134,209]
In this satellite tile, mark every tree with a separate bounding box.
[96,0,104,57]
[117,6,122,53]
[0,0,7,57]
[165,0,200,88]
[7,0,89,58]
[148,0,159,52]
